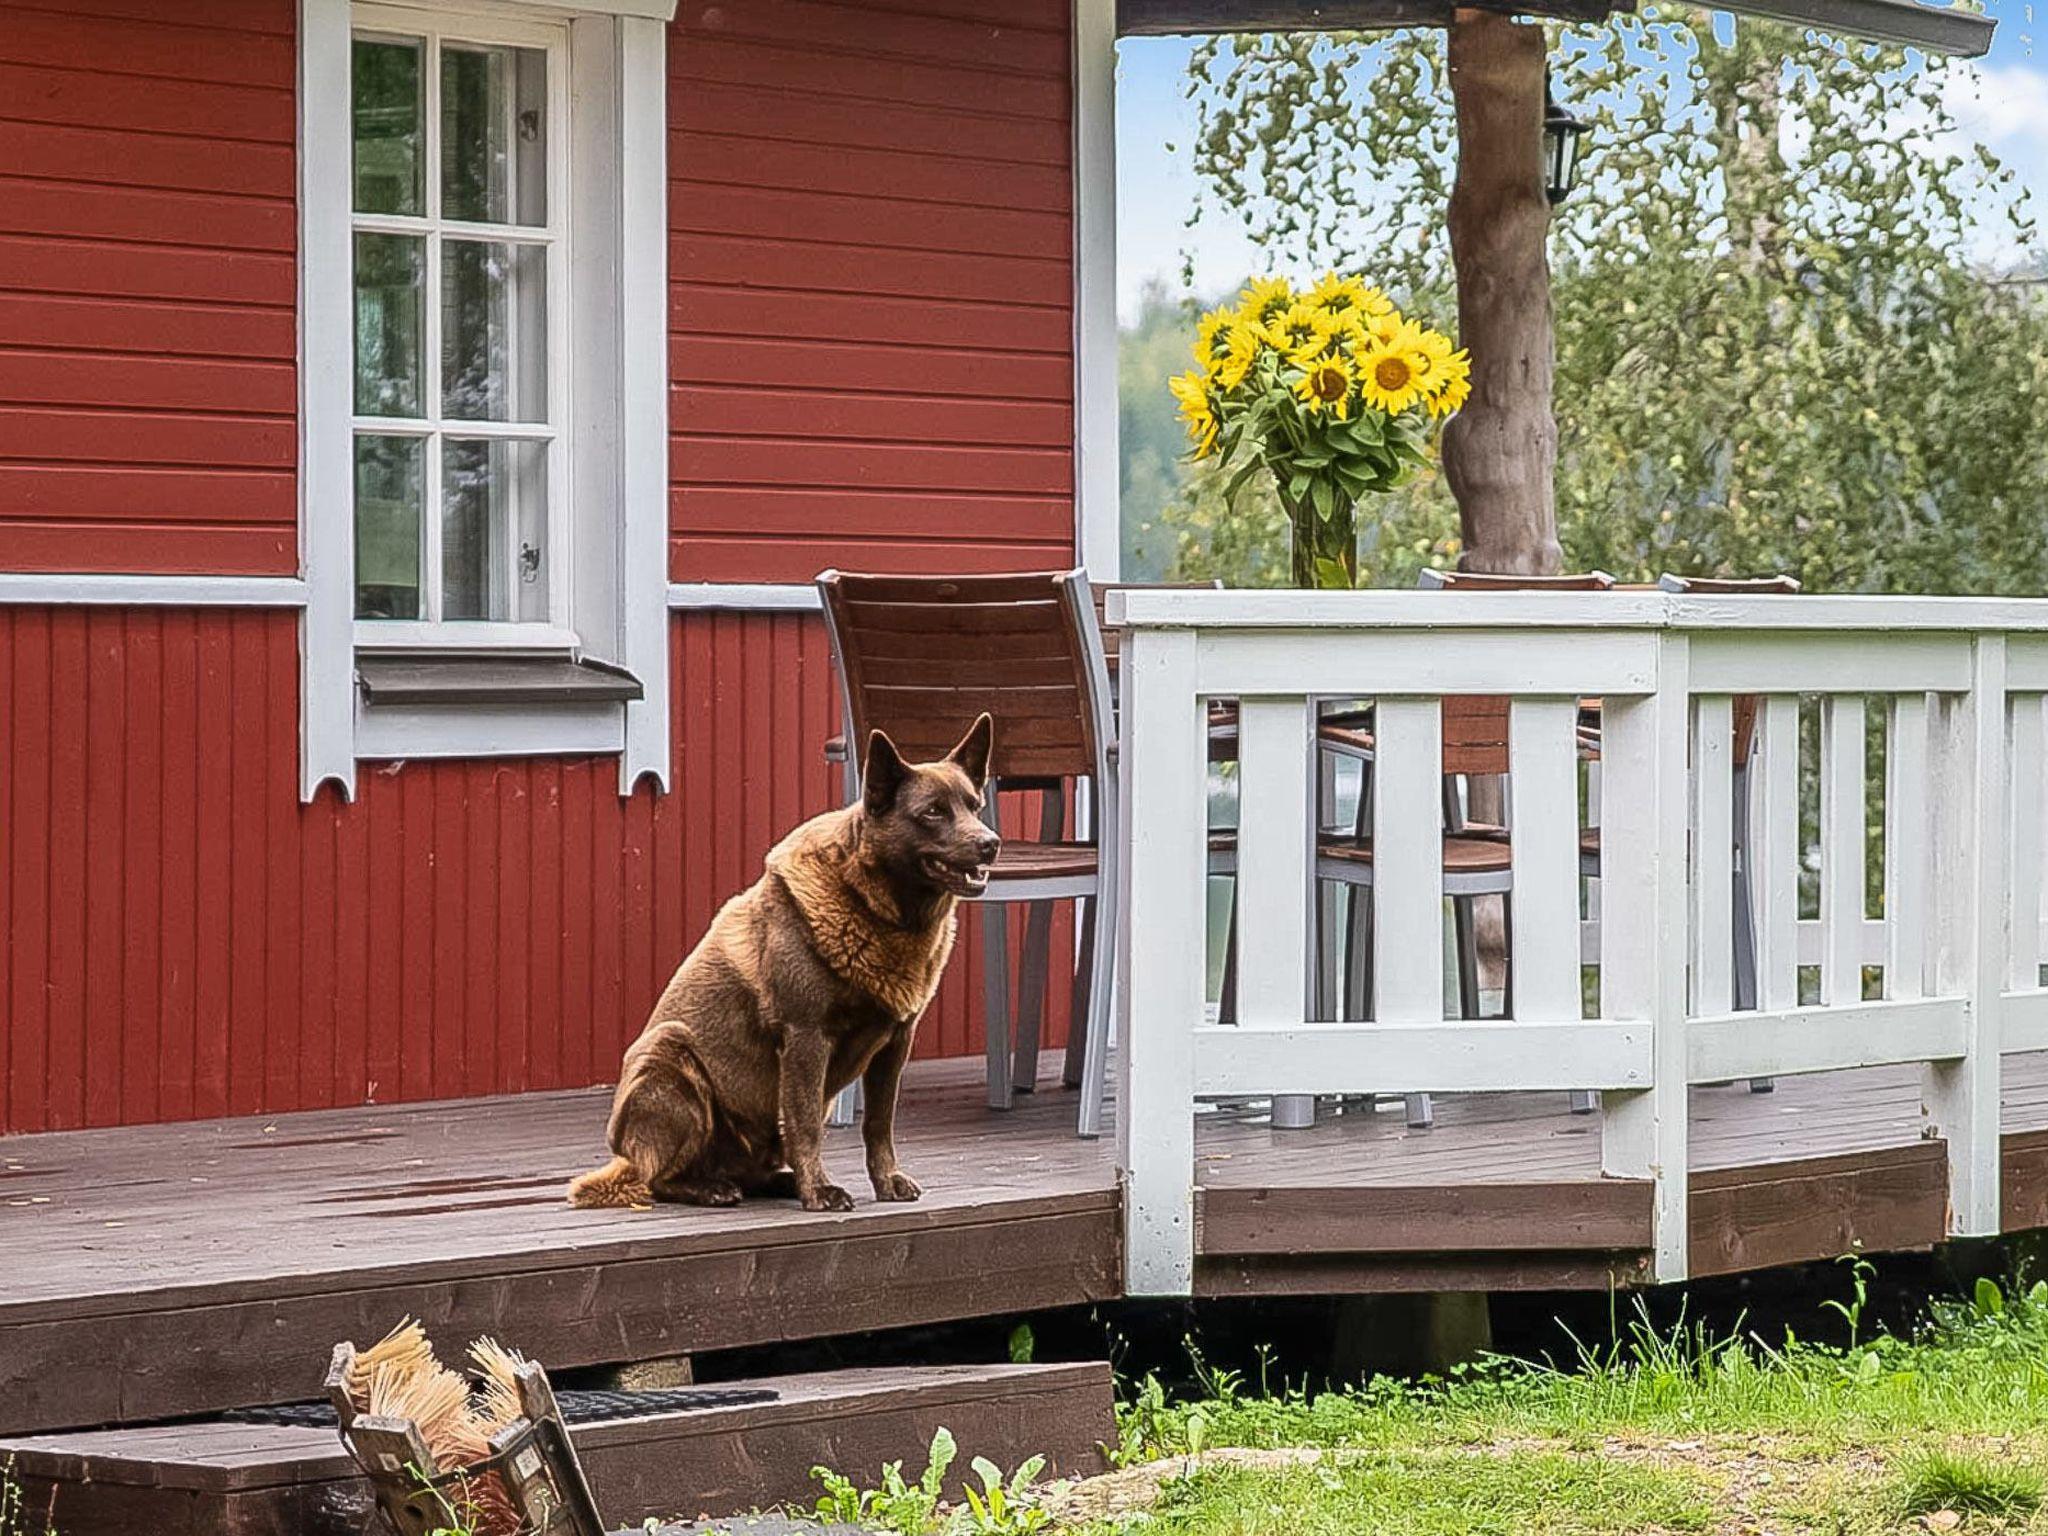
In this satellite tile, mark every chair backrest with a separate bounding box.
[1657,573,1802,595]
[1419,569,1616,775]
[1659,574,1801,765]
[1418,569,1616,592]
[816,568,1112,786]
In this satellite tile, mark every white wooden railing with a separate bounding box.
[1109,589,2048,1293]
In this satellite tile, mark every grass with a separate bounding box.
[0,1459,57,1536]
[1074,1273,2048,1535]
[1898,1450,2045,1520]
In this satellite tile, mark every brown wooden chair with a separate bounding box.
[816,568,1120,1137]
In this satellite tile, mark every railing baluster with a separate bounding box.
[1692,695,1735,1016]
[2008,693,2044,993]
[1926,638,2007,1236]
[1886,693,1930,1001]
[1754,696,1801,1013]
[1373,697,1444,1027]
[1236,697,1312,1028]
[1510,697,1584,1024]
[1599,633,1692,1280]
[1117,627,1206,1294]
[1820,695,1868,1006]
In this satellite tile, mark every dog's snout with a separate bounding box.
[975,832,1000,864]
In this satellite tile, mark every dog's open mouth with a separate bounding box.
[925,856,992,897]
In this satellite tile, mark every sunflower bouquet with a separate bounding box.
[1171,273,1469,589]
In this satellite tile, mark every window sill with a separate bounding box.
[357,652,642,707]
[353,652,641,761]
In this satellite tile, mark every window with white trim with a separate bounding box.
[351,7,569,645]
[296,0,673,796]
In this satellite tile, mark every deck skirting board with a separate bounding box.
[0,1363,1114,1536]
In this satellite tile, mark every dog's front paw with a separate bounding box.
[871,1170,923,1203]
[800,1182,855,1213]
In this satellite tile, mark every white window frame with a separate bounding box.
[351,4,575,650]
[298,0,675,799]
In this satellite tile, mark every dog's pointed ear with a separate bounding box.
[947,712,994,790]
[863,729,909,814]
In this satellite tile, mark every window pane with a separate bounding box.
[442,240,547,422]
[354,233,423,416]
[442,42,548,226]
[443,438,548,622]
[355,435,424,620]
[352,37,423,216]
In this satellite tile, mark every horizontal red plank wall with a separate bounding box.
[0,0,297,575]
[667,0,1077,582]
[0,607,1070,1132]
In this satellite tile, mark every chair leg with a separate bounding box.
[1218,878,1241,1025]
[1453,895,1482,1019]
[1063,895,1094,1091]
[983,898,1014,1109]
[828,1079,862,1127]
[1731,762,1772,1093]
[1077,874,1118,1139]
[1010,788,1063,1094]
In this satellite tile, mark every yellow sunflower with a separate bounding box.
[1310,272,1395,322]
[1403,328,1458,393]
[1293,353,1355,420]
[1356,339,1427,415]
[1426,351,1472,418]
[1193,304,1236,374]
[1170,368,1220,456]
[1351,307,1410,349]
[1214,321,1265,391]
[1239,276,1296,326]
[1265,301,1341,360]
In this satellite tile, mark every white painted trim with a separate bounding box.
[375,0,677,17]
[2000,989,2048,1054]
[1192,1022,1651,1096]
[299,0,670,793]
[1072,0,1119,579]
[1688,998,1968,1082]
[0,574,309,607]
[1108,588,2048,632]
[355,699,625,758]
[667,582,825,612]
[614,12,671,794]
[301,0,360,802]
[1194,627,1656,697]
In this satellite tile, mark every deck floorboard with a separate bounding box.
[4,1050,2047,1432]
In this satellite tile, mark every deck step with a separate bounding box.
[0,1361,1114,1536]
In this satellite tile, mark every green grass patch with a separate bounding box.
[1897,1448,2046,1520]
[1139,1449,1714,1536]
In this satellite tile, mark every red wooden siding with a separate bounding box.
[0,607,1071,1133]
[667,0,1077,581]
[0,1,297,575]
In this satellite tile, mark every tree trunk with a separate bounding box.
[1442,9,1559,577]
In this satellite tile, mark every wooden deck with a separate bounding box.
[7,1050,2048,1435]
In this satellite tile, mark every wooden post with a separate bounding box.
[1442,8,1559,578]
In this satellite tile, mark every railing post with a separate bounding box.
[1599,631,1692,1280]
[1926,634,2006,1236]
[1117,626,1206,1294]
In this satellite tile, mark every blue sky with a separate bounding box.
[1112,10,2048,320]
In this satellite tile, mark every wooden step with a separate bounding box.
[0,1362,1115,1536]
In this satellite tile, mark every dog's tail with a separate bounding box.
[566,1155,653,1209]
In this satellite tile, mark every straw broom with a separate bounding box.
[341,1324,525,1535]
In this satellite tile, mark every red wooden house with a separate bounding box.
[0,0,1120,1136]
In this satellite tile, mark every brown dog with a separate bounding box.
[568,715,998,1212]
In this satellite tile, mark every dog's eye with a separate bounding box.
[921,806,947,823]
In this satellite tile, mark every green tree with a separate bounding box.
[1142,6,2048,592]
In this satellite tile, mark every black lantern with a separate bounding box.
[1543,83,1590,206]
